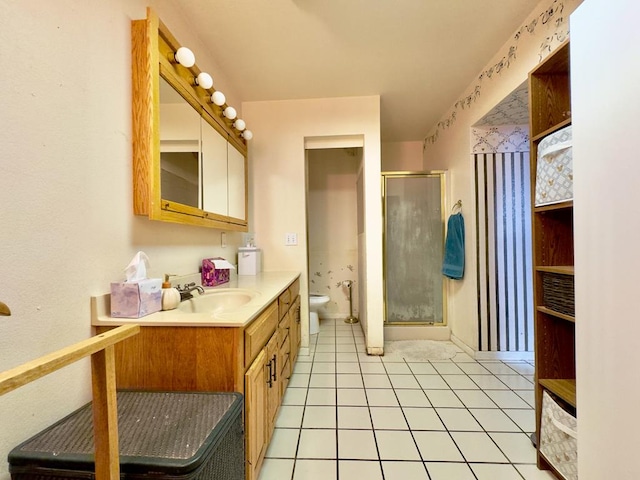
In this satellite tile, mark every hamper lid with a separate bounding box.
[8,391,243,475]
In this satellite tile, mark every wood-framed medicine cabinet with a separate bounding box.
[132,8,248,231]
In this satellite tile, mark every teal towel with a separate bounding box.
[442,212,465,279]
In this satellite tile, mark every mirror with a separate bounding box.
[132,8,248,231]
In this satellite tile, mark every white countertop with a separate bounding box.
[91,271,300,328]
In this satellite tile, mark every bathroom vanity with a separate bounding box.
[92,272,300,480]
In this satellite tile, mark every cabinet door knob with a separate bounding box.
[271,354,277,381]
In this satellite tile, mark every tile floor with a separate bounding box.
[258,319,556,480]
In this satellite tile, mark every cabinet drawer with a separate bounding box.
[289,278,300,301]
[278,288,291,320]
[244,302,278,367]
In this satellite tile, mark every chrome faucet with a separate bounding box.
[177,282,205,301]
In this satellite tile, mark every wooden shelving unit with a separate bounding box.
[528,40,576,475]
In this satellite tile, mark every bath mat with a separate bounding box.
[383,340,458,361]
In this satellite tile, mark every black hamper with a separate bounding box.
[8,391,244,480]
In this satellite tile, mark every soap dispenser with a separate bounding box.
[161,274,180,311]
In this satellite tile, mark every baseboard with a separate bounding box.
[384,324,451,341]
[450,334,534,361]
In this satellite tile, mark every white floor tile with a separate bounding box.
[313,352,336,363]
[337,406,372,429]
[451,352,477,363]
[338,460,383,480]
[365,389,400,407]
[288,373,310,388]
[407,363,437,375]
[383,363,412,374]
[395,389,432,408]
[336,344,357,353]
[359,363,386,374]
[381,461,430,480]
[275,405,304,428]
[306,388,336,406]
[469,374,510,390]
[470,463,523,480]
[415,375,450,390]
[337,352,359,362]
[282,387,308,405]
[515,464,559,479]
[336,374,364,388]
[315,343,337,353]
[338,429,378,459]
[489,432,538,463]
[505,362,535,375]
[451,432,508,462]
[423,389,464,407]
[370,406,408,430]
[309,373,336,388]
[456,362,491,374]
[413,431,464,461]
[503,408,536,433]
[258,458,295,480]
[403,407,445,431]
[496,374,534,390]
[479,362,519,375]
[375,430,421,460]
[335,336,356,344]
[363,374,392,389]
[389,374,421,389]
[296,430,337,459]
[336,362,360,374]
[293,459,337,480]
[516,389,536,407]
[469,408,521,432]
[436,408,483,431]
[337,388,367,406]
[293,362,312,373]
[485,390,531,409]
[358,353,383,363]
[265,428,300,458]
[442,374,480,390]
[302,405,336,428]
[454,390,497,408]
[317,336,336,344]
[432,362,464,374]
[425,462,475,480]
[311,362,336,374]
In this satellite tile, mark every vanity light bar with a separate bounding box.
[170,43,252,141]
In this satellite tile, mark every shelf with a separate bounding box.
[534,200,573,213]
[531,118,572,142]
[537,306,575,323]
[536,266,574,275]
[539,378,576,407]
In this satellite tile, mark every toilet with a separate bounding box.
[309,293,330,335]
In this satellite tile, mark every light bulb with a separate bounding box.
[174,47,195,67]
[233,119,246,131]
[195,72,213,89]
[224,106,237,120]
[210,91,226,106]
[241,130,253,140]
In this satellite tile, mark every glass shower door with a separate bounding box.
[383,172,445,324]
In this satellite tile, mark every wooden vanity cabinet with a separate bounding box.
[95,277,301,480]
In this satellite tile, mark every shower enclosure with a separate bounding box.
[383,172,446,325]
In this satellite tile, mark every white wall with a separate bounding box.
[423,0,583,352]
[572,1,640,477]
[0,2,245,477]
[307,149,359,318]
[381,141,423,172]
[242,97,384,353]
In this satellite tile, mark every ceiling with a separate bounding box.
[175,0,539,142]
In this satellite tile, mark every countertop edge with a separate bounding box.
[91,271,300,328]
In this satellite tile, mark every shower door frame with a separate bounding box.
[382,171,448,326]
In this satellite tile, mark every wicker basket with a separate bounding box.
[542,272,575,316]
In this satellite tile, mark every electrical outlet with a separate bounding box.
[221,232,227,248]
[285,233,298,246]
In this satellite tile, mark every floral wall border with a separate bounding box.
[423,0,569,148]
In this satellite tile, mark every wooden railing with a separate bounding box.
[0,324,140,480]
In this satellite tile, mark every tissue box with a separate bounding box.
[110,278,162,318]
[202,257,230,287]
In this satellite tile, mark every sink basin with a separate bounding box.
[177,288,259,314]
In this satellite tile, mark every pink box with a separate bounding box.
[110,278,162,318]
[202,257,230,287]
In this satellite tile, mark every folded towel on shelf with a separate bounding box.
[442,212,465,280]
